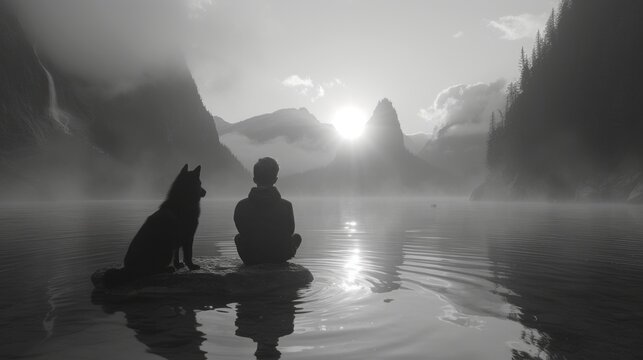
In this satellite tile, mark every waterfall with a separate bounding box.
[33,47,70,134]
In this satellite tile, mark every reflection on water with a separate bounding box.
[92,294,214,360]
[235,290,301,359]
[91,286,306,360]
[1,199,643,359]
[340,247,363,292]
[484,205,643,360]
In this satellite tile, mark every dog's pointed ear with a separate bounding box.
[193,165,201,176]
[181,164,188,173]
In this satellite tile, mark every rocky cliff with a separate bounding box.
[0,8,245,199]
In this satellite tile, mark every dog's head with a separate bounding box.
[168,164,207,201]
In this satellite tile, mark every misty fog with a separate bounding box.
[3,1,643,360]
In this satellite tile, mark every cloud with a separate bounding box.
[323,78,346,88]
[311,86,325,102]
[419,79,506,137]
[452,31,464,39]
[488,13,548,40]
[282,75,344,102]
[419,80,507,186]
[282,75,314,90]
[187,0,213,18]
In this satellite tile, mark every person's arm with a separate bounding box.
[233,201,244,234]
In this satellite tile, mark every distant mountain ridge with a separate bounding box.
[283,99,453,195]
[404,133,430,155]
[419,132,487,191]
[217,106,436,176]
[218,108,339,176]
[219,108,338,149]
[213,116,232,133]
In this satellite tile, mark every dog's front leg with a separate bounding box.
[172,248,184,269]
[184,244,200,270]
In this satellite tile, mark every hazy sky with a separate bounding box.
[14,0,560,135]
[187,0,560,134]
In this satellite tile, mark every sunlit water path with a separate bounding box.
[1,198,642,359]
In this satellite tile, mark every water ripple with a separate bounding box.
[2,199,643,359]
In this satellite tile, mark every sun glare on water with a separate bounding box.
[332,106,369,140]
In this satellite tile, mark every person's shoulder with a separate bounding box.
[280,198,293,207]
[235,197,252,210]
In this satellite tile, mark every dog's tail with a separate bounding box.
[101,268,131,288]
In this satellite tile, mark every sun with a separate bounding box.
[332,106,369,140]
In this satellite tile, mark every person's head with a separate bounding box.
[253,157,279,187]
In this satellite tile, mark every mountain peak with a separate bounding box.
[373,98,395,115]
[271,107,317,124]
[364,98,405,151]
[219,107,335,146]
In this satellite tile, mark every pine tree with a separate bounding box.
[532,45,538,64]
[534,30,544,66]
[545,9,557,47]
[487,112,497,169]
[558,0,572,24]
[506,82,518,111]
[484,0,643,201]
[519,47,531,91]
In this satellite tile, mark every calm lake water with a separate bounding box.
[1,198,643,360]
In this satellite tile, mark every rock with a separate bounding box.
[91,257,313,300]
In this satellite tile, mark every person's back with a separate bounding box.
[234,157,301,265]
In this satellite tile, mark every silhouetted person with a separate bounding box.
[234,157,301,265]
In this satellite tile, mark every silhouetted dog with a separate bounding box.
[103,164,206,287]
